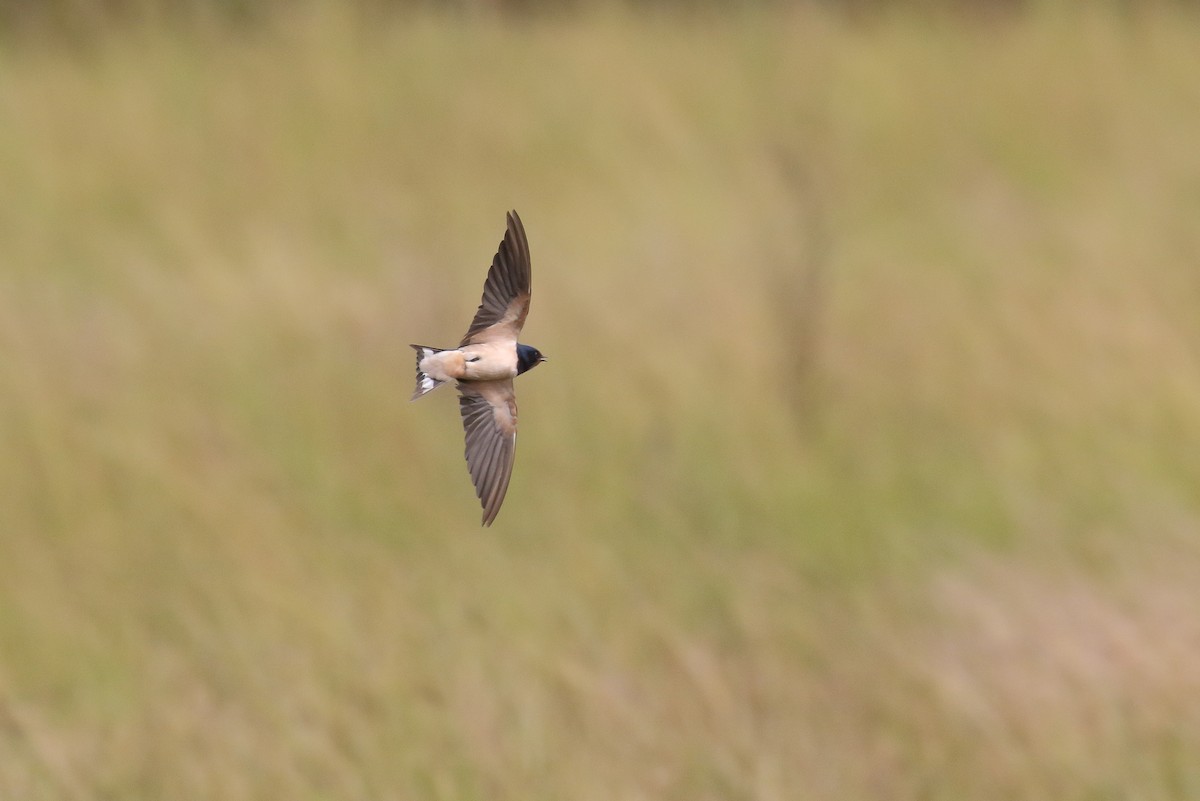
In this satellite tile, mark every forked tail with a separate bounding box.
[410,345,448,400]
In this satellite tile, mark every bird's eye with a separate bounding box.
[467,356,481,363]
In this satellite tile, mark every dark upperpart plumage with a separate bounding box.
[516,343,546,376]
[413,211,545,526]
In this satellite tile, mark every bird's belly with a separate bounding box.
[460,343,518,381]
[462,359,517,381]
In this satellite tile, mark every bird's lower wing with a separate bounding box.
[457,379,518,526]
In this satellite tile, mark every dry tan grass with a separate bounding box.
[0,3,1198,798]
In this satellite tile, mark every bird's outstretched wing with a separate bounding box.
[460,210,531,346]
[457,379,518,526]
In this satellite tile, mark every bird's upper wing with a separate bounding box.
[459,210,531,346]
[457,379,518,526]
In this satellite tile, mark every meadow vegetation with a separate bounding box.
[0,2,1199,798]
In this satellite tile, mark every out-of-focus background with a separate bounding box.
[1,0,1199,797]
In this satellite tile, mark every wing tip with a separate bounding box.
[478,438,515,527]
[506,209,526,249]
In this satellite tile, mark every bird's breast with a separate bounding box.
[459,342,519,381]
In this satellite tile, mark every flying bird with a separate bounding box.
[410,210,547,526]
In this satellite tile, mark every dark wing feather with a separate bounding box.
[457,380,518,526]
[460,210,532,346]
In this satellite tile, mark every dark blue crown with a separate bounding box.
[516,343,545,375]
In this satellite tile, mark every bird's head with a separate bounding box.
[516,343,547,375]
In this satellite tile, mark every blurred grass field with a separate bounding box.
[1,2,1200,798]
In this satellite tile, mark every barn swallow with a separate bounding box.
[410,210,546,526]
